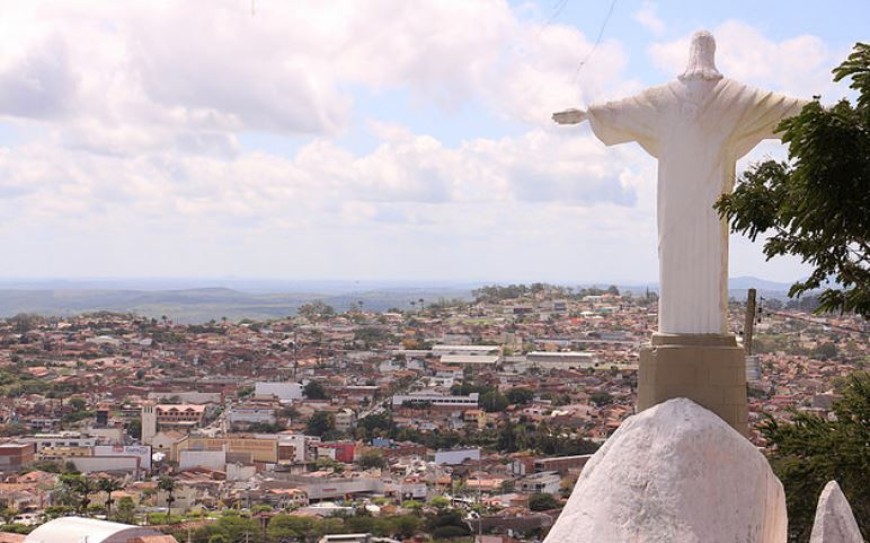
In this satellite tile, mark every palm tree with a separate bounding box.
[60,474,97,516]
[157,476,176,521]
[98,477,123,520]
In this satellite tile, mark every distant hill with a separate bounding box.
[0,276,797,323]
[727,276,794,292]
[0,285,476,324]
[619,276,794,299]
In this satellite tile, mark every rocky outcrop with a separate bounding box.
[543,398,786,543]
[809,480,863,543]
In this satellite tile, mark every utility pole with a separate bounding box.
[292,329,298,381]
[477,447,483,541]
[744,288,757,355]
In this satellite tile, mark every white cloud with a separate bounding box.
[0,125,660,280]
[0,0,657,281]
[633,1,665,36]
[485,23,630,124]
[0,0,633,148]
[0,120,648,246]
[0,2,847,282]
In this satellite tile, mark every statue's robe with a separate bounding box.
[587,78,804,334]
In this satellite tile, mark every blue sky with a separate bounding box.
[0,0,866,285]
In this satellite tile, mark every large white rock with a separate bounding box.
[809,481,863,543]
[544,398,787,543]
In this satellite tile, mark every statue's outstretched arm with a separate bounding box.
[552,108,588,125]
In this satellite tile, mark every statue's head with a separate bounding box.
[679,30,723,81]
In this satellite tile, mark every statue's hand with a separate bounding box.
[552,108,588,125]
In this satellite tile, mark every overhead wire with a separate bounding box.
[544,0,570,27]
[573,0,619,84]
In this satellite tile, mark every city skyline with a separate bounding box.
[0,1,866,283]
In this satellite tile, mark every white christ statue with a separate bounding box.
[555,30,806,335]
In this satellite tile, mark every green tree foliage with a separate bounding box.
[126,419,142,441]
[480,390,509,412]
[303,380,330,400]
[354,326,394,348]
[760,372,870,542]
[429,495,450,510]
[531,423,598,456]
[27,460,65,473]
[7,313,44,333]
[356,450,388,470]
[157,476,176,520]
[451,382,486,396]
[390,515,421,539]
[716,43,870,318]
[267,515,319,542]
[589,391,614,406]
[192,514,263,543]
[528,492,561,511]
[115,496,136,524]
[306,411,336,437]
[496,420,531,452]
[0,523,33,535]
[355,412,392,440]
[0,507,16,524]
[506,387,535,405]
[245,421,286,433]
[473,283,572,303]
[262,513,420,542]
[97,477,123,520]
[59,473,97,516]
[426,509,471,539]
[297,301,336,321]
[496,420,599,456]
[811,342,838,361]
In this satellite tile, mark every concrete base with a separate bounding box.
[638,334,748,435]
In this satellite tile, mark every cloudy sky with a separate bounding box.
[0,0,866,285]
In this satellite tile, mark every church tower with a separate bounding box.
[141,401,157,445]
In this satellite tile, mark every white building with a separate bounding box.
[179,449,226,471]
[93,445,153,471]
[391,392,479,409]
[24,516,174,543]
[67,456,144,478]
[434,448,480,466]
[255,382,304,403]
[518,471,562,494]
[432,345,500,356]
[21,432,99,451]
[526,351,598,369]
[439,354,501,366]
[227,405,277,428]
[277,434,313,464]
[148,391,221,404]
[334,408,356,433]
